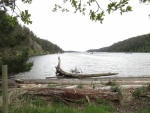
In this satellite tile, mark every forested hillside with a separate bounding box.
[0,15,63,56]
[0,11,63,76]
[87,33,150,52]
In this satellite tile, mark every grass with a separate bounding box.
[137,106,150,113]
[92,84,96,89]
[8,94,116,113]
[10,104,116,113]
[111,85,123,97]
[76,83,84,89]
[108,81,123,97]
[9,103,116,113]
[81,104,116,113]
[10,105,79,113]
[129,84,150,113]
[47,84,57,88]
[105,80,123,96]
[105,80,118,86]
[1,83,150,113]
[132,84,150,99]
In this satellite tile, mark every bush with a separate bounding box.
[111,85,123,97]
[76,83,84,89]
[0,50,33,77]
[132,85,150,99]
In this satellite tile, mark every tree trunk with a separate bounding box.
[55,57,118,78]
[27,88,119,103]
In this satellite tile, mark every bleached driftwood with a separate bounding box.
[55,57,118,78]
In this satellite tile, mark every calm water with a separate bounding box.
[15,52,150,79]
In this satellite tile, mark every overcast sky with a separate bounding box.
[16,0,150,51]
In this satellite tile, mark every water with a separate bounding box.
[15,52,150,79]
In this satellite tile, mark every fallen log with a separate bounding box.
[55,57,118,78]
[27,88,119,104]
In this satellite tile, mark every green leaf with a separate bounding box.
[22,0,32,4]
[21,10,32,25]
[6,15,17,27]
[126,6,132,11]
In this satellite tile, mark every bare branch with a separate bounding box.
[95,0,104,13]
[14,4,21,13]
[109,0,114,3]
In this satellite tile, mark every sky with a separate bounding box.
[16,0,150,51]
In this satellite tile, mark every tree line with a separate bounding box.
[87,33,150,52]
[0,11,63,77]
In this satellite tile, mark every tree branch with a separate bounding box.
[74,0,81,13]
[95,0,103,13]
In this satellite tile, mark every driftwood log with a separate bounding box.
[55,57,118,78]
[27,88,119,104]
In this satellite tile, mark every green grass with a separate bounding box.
[82,104,115,113]
[10,105,79,113]
[76,83,84,89]
[132,84,150,99]
[106,80,118,86]
[111,85,123,96]
[10,103,116,113]
[9,94,116,113]
[137,106,150,113]
[92,84,96,89]
[105,80,123,97]
[47,84,58,88]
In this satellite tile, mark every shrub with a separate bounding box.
[76,83,84,89]
[132,85,150,99]
[111,85,123,97]
[105,80,118,86]
[0,50,33,77]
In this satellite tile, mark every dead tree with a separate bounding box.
[27,88,120,104]
[55,57,118,78]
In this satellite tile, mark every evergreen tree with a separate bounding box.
[0,11,33,77]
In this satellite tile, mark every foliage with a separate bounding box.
[0,50,33,76]
[104,81,123,97]
[137,106,150,113]
[110,82,123,97]
[105,80,118,86]
[9,94,116,113]
[0,11,33,76]
[111,85,123,97]
[76,83,84,89]
[95,98,111,106]
[0,0,32,25]
[21,10,32,24]
[92,84,96,89]
[81,104,116,113]
[87,33,150,52]
[0,11,63,77]
[47,84,57,88]
[33,37,63,54]
[132,85,150,99]
[53,0,132,23]
[0,11,16,33]
[0,0,149,25]
[0,11,63,55]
